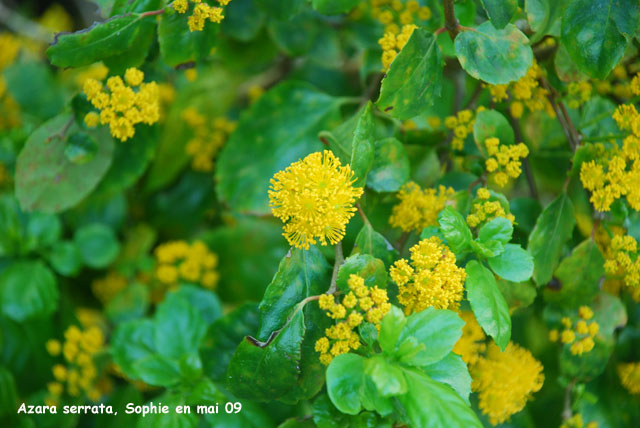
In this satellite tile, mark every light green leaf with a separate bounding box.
[365,355,407,397]
[3,61,64,120]
[561,0,639,79]
[132,354,182,387]
[336,253,388,293]
[423,353,472,404]
[526,0,564,42]
[326,353,366,415]
[480,0,517,29]
[110,319,156,379]
[154,292,207,359]
[0,261,58,321]
[377,28,443,120]
[378,305,406,354]
[367,137,410,193]
[473,109,515,148]
[527,191,576,286]
[465,260,511,350]
[478,217,513,244]
[105,282,150,323]
[488,244,534,282]
[455,22,533,85]
[350,102,375,186]
[46,241,82,277]
[352,223,398,269]
[438,206,473,253]
[73,223,120,269]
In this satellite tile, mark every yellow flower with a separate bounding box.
[466,191,515,228]
[389,182,455,233]
[390,237,466,314]
[473,342,544,426]
[618,362,640,394]
[453,311,486,366]
[92,271,127,303]
[84,112,99,128]
[269,150,363,250]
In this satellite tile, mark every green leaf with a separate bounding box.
[154,291,207,359]
[365,355,408,397]
[378,306,407,354]
[221,0,265,41]
[526,0,564,42]
[396,368,482,428]
[510,197,542,235]
[487,244,534,282]
[395,308,464,366]
[352,223,398,269]
[561,0,639,79]
[64,132,99,164]
[3,61,64,120]
[544,239,604,308]
[377,28,443,120]
[132,354,182,387]
[455,22,533,85]
[110,319,156,379]
[438,206,473,253]
[470,239,504,258]
[15,114,114,213]
[0,366,18,416]
[46,15,152,67]
[367,137,410,193]
[313,394,385,428]
[0,261,58,321]
[311,0,359,14]
[158,7,218,67]
[480,0,517,29]
[326,353,366,415]
[465,260,511,350]
[201,303,260,381]
[554,42,589,82]
[216,82,342,214]
[105,282,150,323]
[46,241,82,277]
[478,217,513,244]
[496,278,537,312]
[473,109,515,148]
[336,253,388,293]
[165,285,222,325]
[423,353,472,404]
[260,0,306,20]
[527,191,576,286]
[226,309,306,401]
[257,246,330,341]
[349,102,375,187]
[73,223,120,269]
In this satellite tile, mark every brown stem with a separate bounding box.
[328,242,344,294]
[562,379,577,421]
[434,27,447,36]
[443,0,460,40]
[356,203,371,226]
[394,231,410,253]
[46,117,74,143]
[139,8,165,17]
[541,78,580,151]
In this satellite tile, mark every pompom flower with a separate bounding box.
[269,150,363,250]
[389,182,455,233]
[472,342,544,426]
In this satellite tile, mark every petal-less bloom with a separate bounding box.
[618,362,640,394]
[453,311,486,367]
[389,182,455,233]
[269,150,363,250]
[473,342,544,426]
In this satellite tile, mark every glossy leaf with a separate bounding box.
[367,137,410,193]
[352,223,398,269]
[455,22,533,85]
[438,206,473,253]
[423,353,472,404]
[326,353,366,415]
[154,291,207,359]
[336,253,388,293]
[377,28,443,120]
[487,244,534,282]
[527,191,576,286]
[465,260,511,350]
[478,217,513,244]
[157,8,218,66]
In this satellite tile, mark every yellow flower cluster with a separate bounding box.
[472,342,544,426]
[594,67,640,100]
[466,187,515,228]
[372,0,430,70]
[483,137,529,187]
[548,306,599,355]
[154,240,219,289]
[83,67,159,141]
[0,33,21,130]
[453,311,486,367]
[561,413,598,428]
[269,150,363,250]
[45,324,105,405]
[315,274,391,365]
[173,0,229,32]
[92,271,127,304]
[603,234,640,298]
[390,237,466,314]
[566,81,592,109]
[444,108,484,151]
[617,362,640,395]
[389,182,455,233]
[488,61,554,119]
[182,107,236,172]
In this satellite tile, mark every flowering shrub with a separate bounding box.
[1,1,640,428]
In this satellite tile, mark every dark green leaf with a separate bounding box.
[260,0,305,20]
[496,278,537,312]
[311,0,359,14]
[3,61,64,120]
[465,260,511,350]
[377,28,443,120]
[73,223,120,269]
[561,0,639,79]
[352,223,398,269]
[15,115,114,213]
[473,109,515,148]
[221,0,265,41]
[487,243,534,282]
[0,261,58,321]
[0,366,18,416]
[526,0,564,42]
[480,0,517,29]
[216,82,342,214]
[158,7,218,66]
[165,285,222,325]
[110,319,156,379]
[46,241,82,277]
[336,253,388,293]
[367,137,410,193]
[349,102,375,187]
[64,132,98,164]
[455,22,533,85]
[154,291,207,359]
[438,206,473,253]
[527,191,576,286]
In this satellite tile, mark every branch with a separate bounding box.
[562,378,577,421]
[443,0,460,40]
[541,78,580,151]
[356,203,371,226]
[328,242,344,294]
[0,2,53,43]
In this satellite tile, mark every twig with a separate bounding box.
[541,78,580,151]
[328,242,344,294]
[361,73,383,107]
[46,117,75,143]
[562,379,577,421]
[443,0,460,40]
[139,8,166,18]
[356,203,371,226]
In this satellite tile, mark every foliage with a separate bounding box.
[1,1,640,428]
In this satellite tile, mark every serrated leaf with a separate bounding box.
[527,191,576,286]
[465,260,511,350]
[488,244,534,282]
[216,82,342,214]
[15,115,114,213]
[480,0,517,29]
[561,0,639,79]
[455,22,533,85]
[377,28,443,120]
